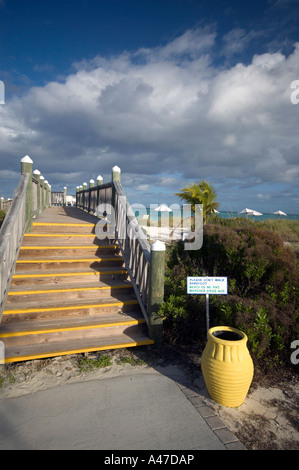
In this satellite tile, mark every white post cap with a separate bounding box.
[90,179,95,184]
[21,155,33,164]
[97,175,103,180]
[112,166,121,172]
[40,175,44,180]
[151,240,166,252]
[33,169,41,175]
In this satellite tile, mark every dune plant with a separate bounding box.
[160,222,299,370]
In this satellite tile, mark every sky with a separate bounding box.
[1,0,299,213]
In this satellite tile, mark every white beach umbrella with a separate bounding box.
[239,208,263,217]
[273,210,287,217]
[154,204,172,212]
[239,208,255,215]
[252,210,263,216]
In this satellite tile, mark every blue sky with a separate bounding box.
[1,0,299,213]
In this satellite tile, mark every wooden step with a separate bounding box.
[1,329,154,364]
[22,234,118,248]
[11,267,129,286]
[2,295,140,321]
[15,254,124,271]
[6,280,134,303]
[1,322,147,347]
[0,206,153,364]
[18,246,121,257]
[0,310,145,336]
[32,222,97,234]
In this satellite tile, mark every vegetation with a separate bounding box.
[160,218,299,372]
[175,180,219,224]
[77,354,112,371]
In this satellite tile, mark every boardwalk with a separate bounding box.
[0,206,153,364]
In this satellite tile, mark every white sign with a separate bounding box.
[187,277,228,295]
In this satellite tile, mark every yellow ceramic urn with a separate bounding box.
[201,326,254,408]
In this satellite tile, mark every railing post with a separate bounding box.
[148,240,165,348]
[89,179,94,213]
[0,197,4,211]
[112,166,121,212]
[21,155,33,233]
[44,180,50,208]
[83,182,87,211]
[76,186,79,207]
[97,175,103,208]
[63,186,67,206]
[33,169,41,215]
[40,176,45,210]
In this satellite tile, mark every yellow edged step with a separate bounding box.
[0,207,154,363]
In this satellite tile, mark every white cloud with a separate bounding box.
[0,27,299,211]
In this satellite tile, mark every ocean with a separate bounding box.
[144,207,299,222]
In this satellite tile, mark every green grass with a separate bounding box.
[77,354,112,371]
[262,219,299,242]
[118,356,146,366]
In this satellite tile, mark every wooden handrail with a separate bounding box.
[0,173,29,319]
[76,182,112,215]
[113,180,151,325]
[0,156,52,322]
[75,168,165,345]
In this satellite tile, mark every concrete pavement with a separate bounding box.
[0,367,246,451]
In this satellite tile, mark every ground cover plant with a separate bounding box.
[160,220,299,373]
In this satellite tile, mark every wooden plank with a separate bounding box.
[3,335,154,363]
[1,322,147,345]
[0,310,145,335]
[6,282,134,303]
[3,296,139,315]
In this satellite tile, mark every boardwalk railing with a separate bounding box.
[76,166,165,346]
[0,156,51,320]
[113,180,151,326]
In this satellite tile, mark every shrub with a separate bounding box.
[160,223,299,370]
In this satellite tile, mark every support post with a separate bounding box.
[21,155,33,233]
[97,175,103,208]
[148,240,165,348]
[63,186,67,206]
[89,180,94,212]
[33,170,41,215]
[40,176,45,211]
[112,166,121,212]
[44,180,50,208]
[83,182,87,211]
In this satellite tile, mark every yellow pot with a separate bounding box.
[201,326,254,408]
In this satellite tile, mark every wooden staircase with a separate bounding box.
[0,207,154,363]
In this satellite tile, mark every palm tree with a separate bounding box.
[175,180,219,224]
